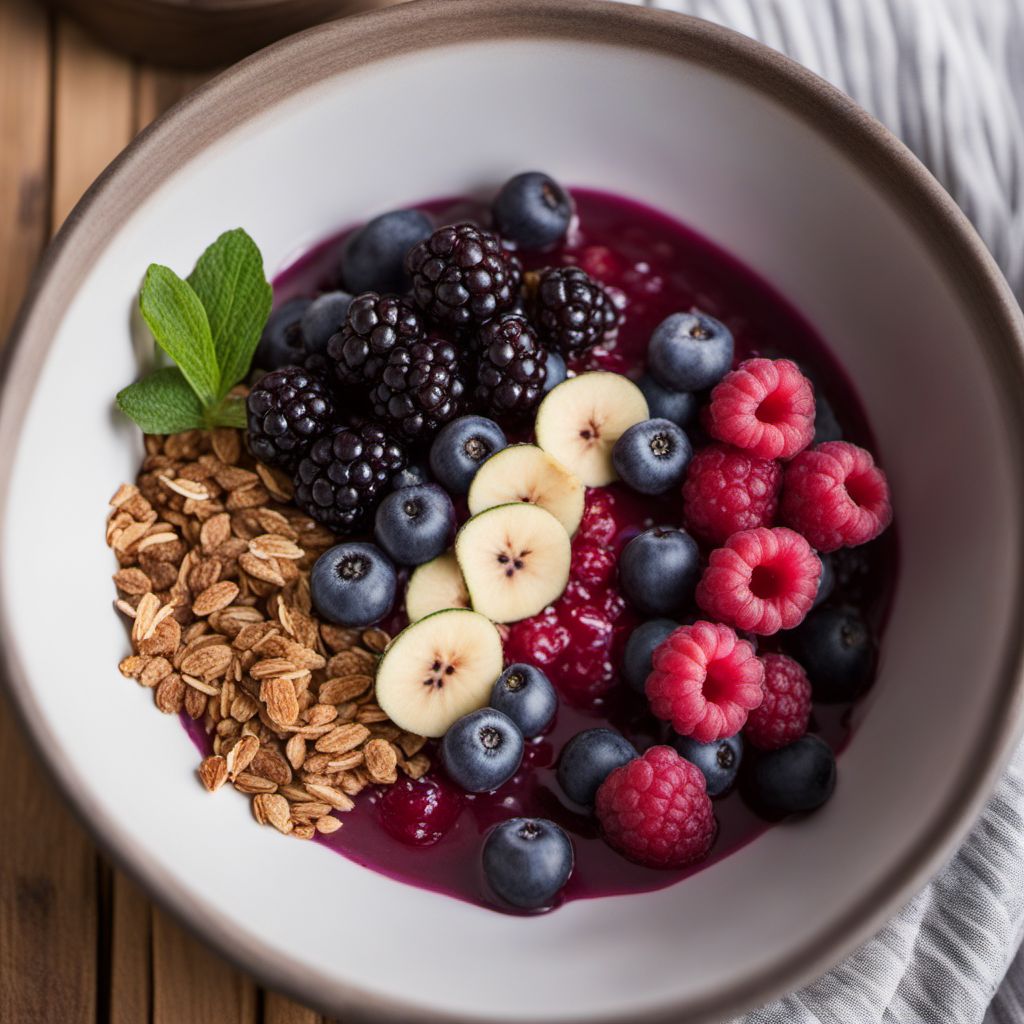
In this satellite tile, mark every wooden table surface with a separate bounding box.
[0,2,336,1020]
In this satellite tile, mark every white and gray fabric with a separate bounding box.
[617,0,1024,1020]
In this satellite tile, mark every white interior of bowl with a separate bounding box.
[2,33,1021,1023]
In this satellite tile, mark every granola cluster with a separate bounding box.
[105,428,428,840]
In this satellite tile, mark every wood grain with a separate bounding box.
[263,991,324,1024]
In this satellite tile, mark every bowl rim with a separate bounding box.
[4,1,1024,1020]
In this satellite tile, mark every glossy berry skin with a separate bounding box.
[310,542,396,627]
[492,172,574,250]
[637,373,698,427]
[474,313,547,419]
[373,483,455,567]
[646,621,765,742]
[682,443,782,546]
[490,663,558,738]
[406,223,522,328]
[370,334,466,441]
[254,297,310,370]
[542,349,568,393]
[705,358,815,460]
[341,209,433,295]
[300,291,353,362]
[647,311,734,392]
[293,423,406,534]
[622,618,679,693]
[813,553,835,608]
[557,728,638,807]
[327,292,423,386]
[378,776,463,847]
[743,653,812,750]
[482,818,574,911]
[441,708,524,794]
[696,527,822,636]
[245,366,334,470]
[789,606,875,703]
[670,733,743,798]
[429,415,507,494]
[781,441,893,552]
[612,418,692,495]
[814,393,843,444]
[596,746,716,868]
[747,734,836,815]
[532,265,620,356]
[618,526,701,617]
[390,462,431,491]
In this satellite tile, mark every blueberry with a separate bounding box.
[483,817,574,910]
[542,349,567,393]
[619,526,701,617]
[490,663,558,738]
[612,418,692,495]
[374,484,454,567]
[390,462,431,491]
[341,208,432,294]
[429,415,507,494]
[813,553,835,609]
[557,728,637,807]
[300,290,352,356]
[441,708,524,793]
[637,373,698,427]
[789,606,874,703]
[255,297,310,370]
[622,618,678,692]
[671,733,743,797]
[310,542,396,627]
[647,311,734,392]
[813,393,843,444]
[748,735,836,814]
[492,172,574,250]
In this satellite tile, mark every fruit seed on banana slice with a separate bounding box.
[405,550,470,622]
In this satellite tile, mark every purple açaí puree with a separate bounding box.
[185,189,897,911]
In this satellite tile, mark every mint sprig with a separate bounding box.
[117,228,273,434]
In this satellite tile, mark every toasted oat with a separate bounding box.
[363,738,399,784]
[199,756,228,792]
[261,677,300,726]
[192,580,239,616]
[315,722,370,755]
[253,793,291,833]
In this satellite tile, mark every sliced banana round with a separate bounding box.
[534,371,649,487]
[467,443,584,536]
[405,551,470,623]
[456,502,571,624]
[375,608,503,738]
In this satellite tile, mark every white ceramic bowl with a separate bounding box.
[4,2,1024,1021]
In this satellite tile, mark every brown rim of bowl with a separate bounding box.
[3,1,1024,1021]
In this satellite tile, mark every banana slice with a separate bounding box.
[375,608,504,737]
[405,551,470,622]
[467,443,584,536]
[456,502,571,623]
[534,371,649,486]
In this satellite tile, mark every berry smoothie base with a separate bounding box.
[188,189,897,910]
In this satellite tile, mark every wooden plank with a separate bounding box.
[152,906,258,1024]
[108,874,152,1024]
[51,16,134,228]
[134,65,213,133]
[263,990,323,1024]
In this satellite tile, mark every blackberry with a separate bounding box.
[293,422,406,534]
[245,366,334,470]
[531,266,619,356]
[326,292,423,385]
[406,223,522,328]
[371,334,466,441]
[474,313,547,419]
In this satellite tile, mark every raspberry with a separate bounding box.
[406,223,522,328]
[704,358,815,460]
[504,610,570,668]
[245,366,334,470]
[780,441,893,552]
[474,313,547,419]
[326,293,423,386]
[293,422,406,534]
[696,527,821,635]
[682,443,782,545]
[578,488,619,546]
[744,653,812,750]
[646,621,764,742]
[595,746,716,868]
[370,334,466,440]
[532,266,620,356]
[571,542,617,588]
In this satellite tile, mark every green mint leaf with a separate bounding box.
[116,367,208,434]
[187,228,272,397]
[139,264,220,406]
[208,394,248,429]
